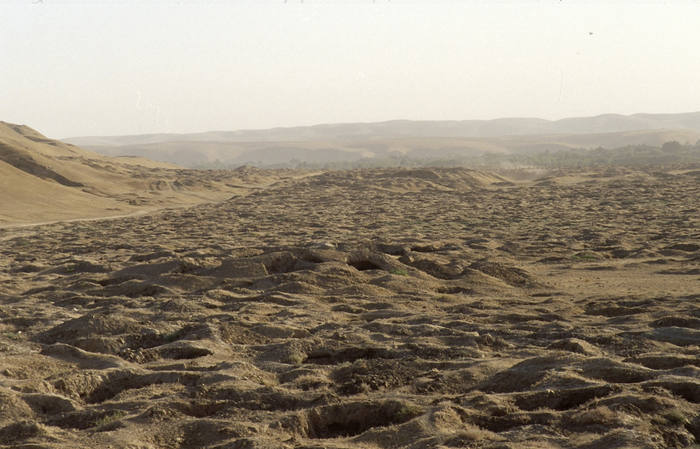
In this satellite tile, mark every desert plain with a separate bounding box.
[3,123,700,448]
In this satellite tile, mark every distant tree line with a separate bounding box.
[191,140,700,170]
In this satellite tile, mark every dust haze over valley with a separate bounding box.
[63,113,700,169]
[5,1,700,448]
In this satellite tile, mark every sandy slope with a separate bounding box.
[0,122,310,226]
[2,163,700,448]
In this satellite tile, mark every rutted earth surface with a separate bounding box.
[2,165,700,448]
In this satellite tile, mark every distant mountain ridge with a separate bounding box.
[63,112,700,146]
[60,112,700,168]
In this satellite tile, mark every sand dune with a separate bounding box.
[0,122,307,225]
[2,143,700,448]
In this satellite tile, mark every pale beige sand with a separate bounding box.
[2,151,700,448]
[0,121,308,226]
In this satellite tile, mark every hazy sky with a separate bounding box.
[2,1,700,139]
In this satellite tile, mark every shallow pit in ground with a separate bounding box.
[347,259,383,271]
[274,400,423,439]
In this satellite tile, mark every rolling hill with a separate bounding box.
[62,113,700,168]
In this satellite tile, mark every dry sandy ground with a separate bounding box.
[2,161,700,448]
